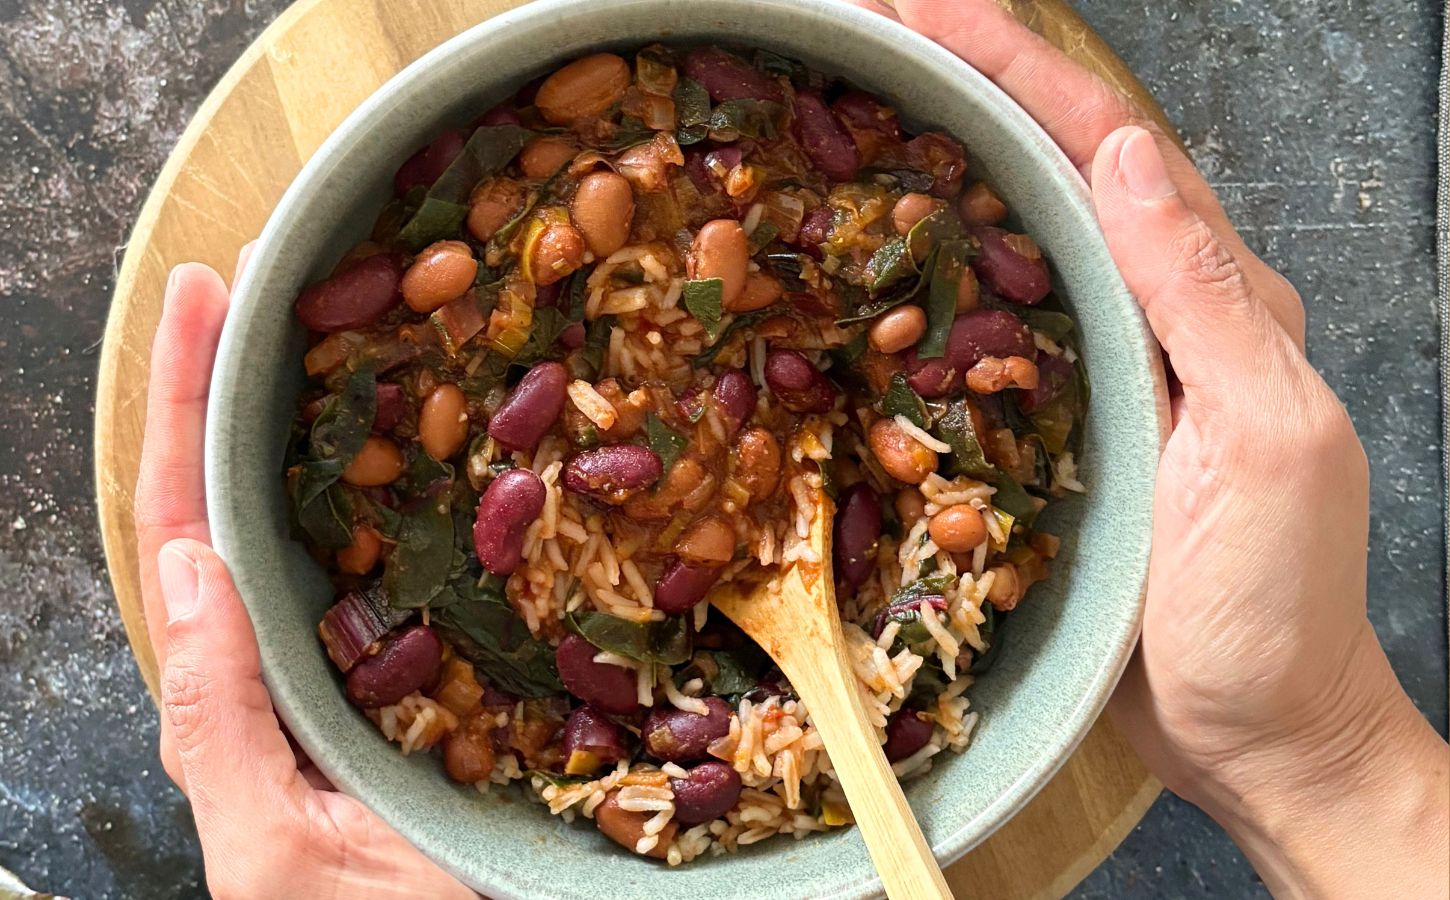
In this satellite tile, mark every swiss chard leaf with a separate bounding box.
[1012,307,1076,341]
[933,399,994,478]
[397,124,533,250]
[907,658,950,705]
[569,315,615,382]
[747,221,779,256]
[566,611,692,665]
[967,605,1003,675]
[707,645,773,696]
[838,246,939,325]
[892,573,957,606]
[383,493,455,609]
[511,305,572,370]
[644,413,687,476]
[295,471,354,549]
[863,237,915,296]
[988,472,1039,526]
[673,77,711,146]
[706,99,783,141]
[310,366,377,463]
[829,332,868,370]
[691,310,770,368]
[432,575,564,697]
[683,278,724,340]
[882,373,928,429]
[905,208,965,260]
[918,240,970,359]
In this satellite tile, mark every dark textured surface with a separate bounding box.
[0,1,1443,897]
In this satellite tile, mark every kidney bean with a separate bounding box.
[595,791,676,858]
[476,104,522,128]
[555,634,639,714]
[489,361,569,452]
[294,253,403,333]
[535,53,631,125]
[833,483,882,588]
[562,445,663,499]
[882,709,935,762]
[971,226,1051,305]
[764,349,837,414]
[393,129,465,197]
[906,132,967,198]
[473,469,546,576]
[442,716,497,783]
[684,145,745,195]
[869,419,937,484]
[642,697,732,763]
[904,356,956,399]
[559,320,586,351]
[959,182,1008,226]
[419,384,469,460]
[682,47,783,103]
[402,240,477,313]
[336,525,383,575]
[467,177,526,242]
[891,192,941,236]
[570,171,635,258]
[832,90,901,142]
[1016,351,1075,414]
[687,219,749,310]
[792,91,860,182]
[519,136,577,179]
[342,436,404,487]
[561,704,631,774]
[947,309,1036,373]
[670,761,743,826]
[796,205,834,253]
[712,369,757,434]
[528,222,586,286]
[654,558,722,616]
[868,305,927,354]
[731,427,781,503]
[345,625,443,708]
[372,383,407,433]
[675,515,736,566]
[929,504,988,553]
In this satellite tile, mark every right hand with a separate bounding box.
[857,1,1449,895]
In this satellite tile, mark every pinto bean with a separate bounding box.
[402,240,477,313]
[965,355,1039,394]
[528,222,586,286]
[519,136,577,179]
[653,558,722,616]
[345,625,443,708]
[443,716,497,783]
[731,427,781,503]
[394,129,465,197]
[675,515,736,566]
[792,91,860,182]
[561,704,631,775]
[882,709,934,762]
[342,437,404,486]
[682,47,783,103]
[555,634,639,714]
[473,469,546,576]
[563,445,663,499]
[958,182,1008,226]
[535,53,631,125]
[891,192,941,236]
[623,458,715,520]
[894,487,927,528]
[929,504,988,553]
[764,350,838,414]
[670,761,743,826]
[336,525,383,575]
[868,305,927,354]
[594,791,676,858]
[869,419,937,484]
[570,171,635,258]
[833,483,882,588]
[971,226,1051,305]
[641,697,732,763]
[419,384,469,459]
[294,253,403,333]
[712,369,757,433]
[687,219,749,309]
[467,177,526,242]
[489,361,569,451]
[728,270,783,313]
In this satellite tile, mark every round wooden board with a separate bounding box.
[95,1,1170,896]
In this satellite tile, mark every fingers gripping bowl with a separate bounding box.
[206,1,1165,897]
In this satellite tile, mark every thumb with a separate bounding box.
[157,539,310,833]
[1091,126,1292,412]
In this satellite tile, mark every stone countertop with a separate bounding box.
[0,1,1443,897]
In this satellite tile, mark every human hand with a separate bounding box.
[855,0,1448,894]
[134,253,475,899]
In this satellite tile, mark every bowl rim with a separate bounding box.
[207,0,1169,895]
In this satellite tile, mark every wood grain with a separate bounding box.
[713,494,950,900]
[93,1,1168,896]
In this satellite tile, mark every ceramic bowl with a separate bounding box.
[207,0,1167,896]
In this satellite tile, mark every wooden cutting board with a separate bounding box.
[94,1,1172,896]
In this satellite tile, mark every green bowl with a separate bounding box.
[207,0,1168,896]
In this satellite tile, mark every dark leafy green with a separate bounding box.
[397,124,533,250]
[892,573,957,606]
[967,605,1003,675]
[862,236,915,295]
[747,221,779,256]
[707,645,773,696]
[933,399,994,478]
[829,332,868,370]
[383,494,455,609]
[907,660,950,705]
[905,208,965,260]
[988,472,1039,526]
[918,240,970,359]
[511,305,573,370]
[645,413,687,476]
[706,99,784,141]
[838,247,939,325]
[882,373,928,429]
[310,366,376,463]
[673,77,711,145]
[691,310,770,368]
[682,278,724,340]
[1011,307,1075,341]
[566,611,692,665]
[569,315,615,382]
[432,575,564,697]
[295,470,354,549]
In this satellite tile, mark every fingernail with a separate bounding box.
[158,543,200,623]
[165,266,181,297]
[1119,129,1176,201]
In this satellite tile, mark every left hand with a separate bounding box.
[134,251,475,900]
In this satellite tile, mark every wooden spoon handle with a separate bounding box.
[787,648,954,900]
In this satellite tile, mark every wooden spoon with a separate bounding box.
[711,488,953,900]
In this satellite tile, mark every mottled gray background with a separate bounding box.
[0,0,1444,897]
